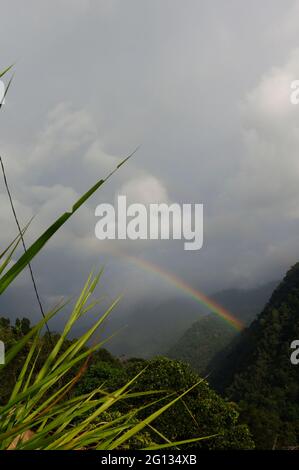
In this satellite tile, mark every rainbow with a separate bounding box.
[106,248,244,332]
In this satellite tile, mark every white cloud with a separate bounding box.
[119,175,169,205]
[0,103,170,289]
[223,48,299,217]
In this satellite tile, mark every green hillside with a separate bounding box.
[166,282,277,375]
[167,315,235,375]
[212,263,299,449]
[106,298,204,358]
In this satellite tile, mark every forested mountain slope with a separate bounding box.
[212,263,299,449]
[167,281,277,375]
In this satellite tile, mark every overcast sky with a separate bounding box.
[1,0,299,323]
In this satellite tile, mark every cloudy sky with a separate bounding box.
[1,0,299,323]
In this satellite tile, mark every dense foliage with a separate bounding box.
[213,263,299,449]
[121,357,254,449]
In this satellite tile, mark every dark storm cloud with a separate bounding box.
[1,0,299,321]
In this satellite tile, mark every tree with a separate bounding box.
[121,357,254,449]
